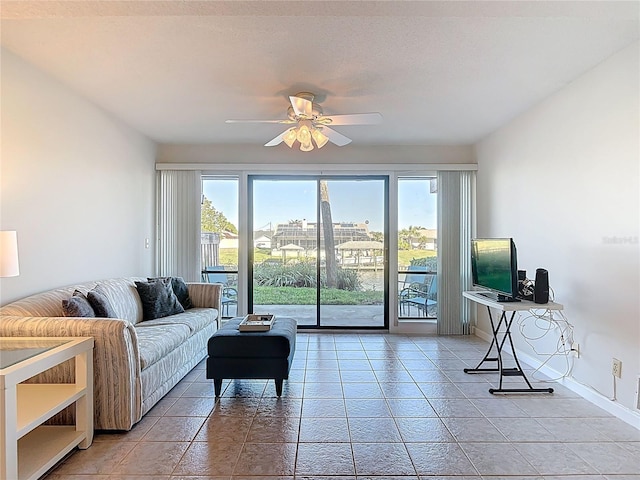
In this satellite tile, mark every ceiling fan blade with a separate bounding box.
[226,119,294,124]
[264,130,287,147]
[289,95,313,117]
[320,112,383,126]
[320,126,352,146]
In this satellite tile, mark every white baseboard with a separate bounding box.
[473,325,492,343]
[473,327,640,430]
[391,320,437,335]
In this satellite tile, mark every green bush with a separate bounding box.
[254,261,362,291]
[410,256,437,271]
[333,268,360,291]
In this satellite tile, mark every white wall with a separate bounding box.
[475,42,639,414]
[0,49,157,304]
[157,144,475,165]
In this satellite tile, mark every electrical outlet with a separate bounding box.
[612,358,622,378]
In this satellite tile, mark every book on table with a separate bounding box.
[239,314,275,331]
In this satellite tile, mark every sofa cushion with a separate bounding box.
[135,278,185,321]
[171,277,193,310]
[135,307,215,335]
[135,323,192,370]
[148,277,193,310]
[62,290,96,317]
[94,278,146,324]
[87,287,118,318]
[0,284,95,317]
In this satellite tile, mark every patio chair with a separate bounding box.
[203,266,238,317]
[403,275,437,317]
[398,265,429,316]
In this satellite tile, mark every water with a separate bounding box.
[358,270,384,292]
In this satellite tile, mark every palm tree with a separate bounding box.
[370,231,384,242]
[406,225,425,249]
[320,180,337,288]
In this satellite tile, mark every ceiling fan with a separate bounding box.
[225,92,382,151]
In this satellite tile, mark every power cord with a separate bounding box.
[515,307,576,382]
[518,284,620,400]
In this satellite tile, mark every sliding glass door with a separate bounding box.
[249,176,388,329]
[319,178,387,327]
[251,178,318,325]
[397,177,438,320]
[201,176,239,318]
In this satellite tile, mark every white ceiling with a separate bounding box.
[1,1,638,146]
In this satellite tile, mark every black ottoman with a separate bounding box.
[206,316,297,396]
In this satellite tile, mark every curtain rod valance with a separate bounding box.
[156,163,477,173]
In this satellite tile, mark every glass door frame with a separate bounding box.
[248,174,389,330]
[201,175,240,319]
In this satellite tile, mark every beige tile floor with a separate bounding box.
[46,333,640,479]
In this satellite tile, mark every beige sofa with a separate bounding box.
[0,277,221,431]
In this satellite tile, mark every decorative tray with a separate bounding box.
[239,314,275,332]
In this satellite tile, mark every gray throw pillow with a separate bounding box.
[62,290,96,317]
[87,287,118,318]
[147,276,192,310]
[135,278,185,321]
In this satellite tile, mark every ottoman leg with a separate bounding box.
[214,379,223,397]
[275,379,284,396]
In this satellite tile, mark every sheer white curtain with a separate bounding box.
[436,170,475,334]
[157,170,202,281]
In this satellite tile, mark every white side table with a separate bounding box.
[0,337,94,480]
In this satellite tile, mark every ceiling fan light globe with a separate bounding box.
[312,129,329,148]
[283,128,297,148]
[296,124,311,144]
[300,141,314,152]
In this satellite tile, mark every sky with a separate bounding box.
[203,177,437,233]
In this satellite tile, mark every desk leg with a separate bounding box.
[1,384,18,480]
[465,306,554,394]
[76,348,94,449]
[464,307,504,374]
[490,311,554,394]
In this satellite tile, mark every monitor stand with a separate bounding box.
[477,291,520,302]
[497,294,520,303]
[477,291,498,301]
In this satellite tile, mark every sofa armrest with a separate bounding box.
[0,315,142,431]
[187,282,222,326]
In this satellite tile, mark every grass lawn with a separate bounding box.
[254,286,383,305]
[398,250,436,267]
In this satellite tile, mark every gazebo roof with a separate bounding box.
[336,240,384,250]
[280,243,305,250]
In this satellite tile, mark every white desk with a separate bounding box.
[1,337,94,480]
[463,291,563,394]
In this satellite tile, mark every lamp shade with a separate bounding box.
[312,128,329,148]
[283,128,297,148]
[0,231,20,277]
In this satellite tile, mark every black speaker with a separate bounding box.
[517,270,533,300]
[534,268,549,304]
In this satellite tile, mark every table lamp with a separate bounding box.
[0,230,20,277]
